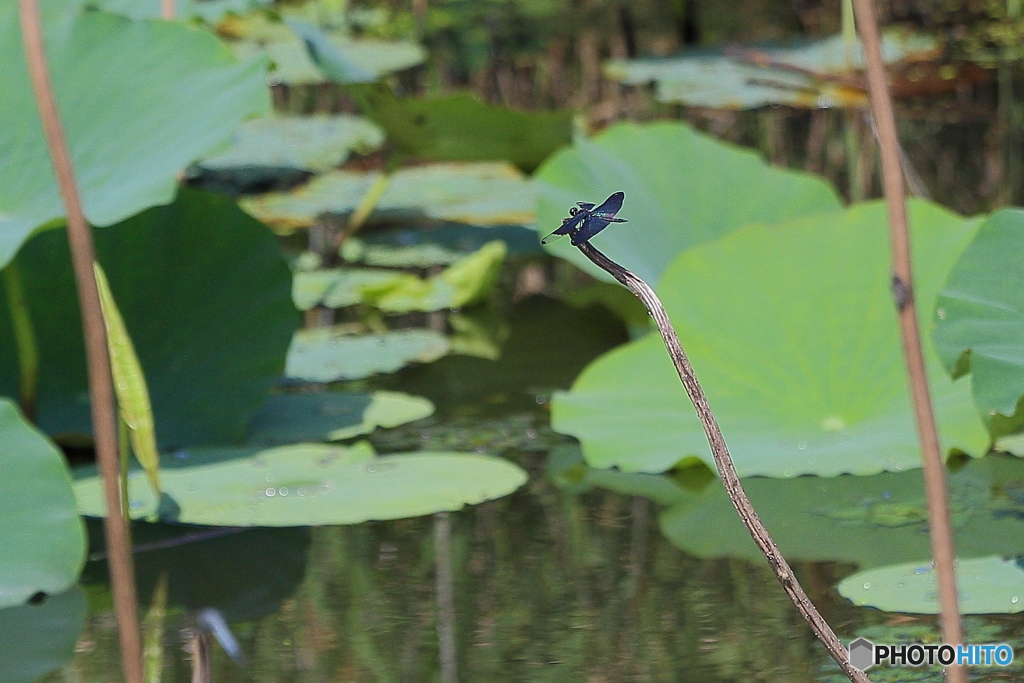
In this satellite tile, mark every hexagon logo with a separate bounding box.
[848,637,874,670]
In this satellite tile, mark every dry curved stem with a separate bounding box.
[17,2,144,682]
[575,241,871,683]
[852,2,966,682]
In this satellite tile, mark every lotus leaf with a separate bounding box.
[91,0,272,22]
[0,189,298,448]
[242,162,535,232]
[934,209,1024,428]
[73,441,528,526]
[0,399,84,608]
[285,327,450,382]
[533,121,842,285]
[341,237,464,268]
[0,586,86,683]
[292,268,412,311]
[198,115,384,172]
[359,241,507,313]
[605,32,937,109]
[246,391,434,445]
[342,84,573,172]
[294,241,505,313]
[0,1,269,268]
[657,454,1024,569]
[839,557,1024,614]
[552,200,987,477]
[227,18,424,85]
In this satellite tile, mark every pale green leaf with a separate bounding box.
[73,441,528,526]
[553,200,987,477]
[0,2,269,268]
[533,121,842,286]
[94,262,160,495]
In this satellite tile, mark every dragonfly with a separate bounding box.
[542,191,627,246]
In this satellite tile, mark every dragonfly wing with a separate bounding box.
[570,215,615,245]
[542,210,588,244]
[590,192,624,218]
[577,202,596,210]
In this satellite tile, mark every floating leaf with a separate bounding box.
[94,262,160,495]
[552,200,987,477]
[285,327,450,382]
[341,237,464,268]
[286,19,377,83]
[346,83,573,172]
[228,19,424,85]
[658,454,1024,569]
[246,390,434,445]
[242,162,535,232]
[0,586,86,683]
[73,442,528,526]
[292,268,411,311]
[0,189,298,448]
[358,241,506,313]
[0,1,269,268]
[0,399,84,608]
[839,557,1024,614]
[934,209,1024,427]
[197,115,384,172]
[533,121,842,285]
[605,32,937,109]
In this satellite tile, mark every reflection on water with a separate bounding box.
[27,294,1024,682]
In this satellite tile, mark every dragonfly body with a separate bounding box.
[542,192,627,246]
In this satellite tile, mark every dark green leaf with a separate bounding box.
[0,189,298,448]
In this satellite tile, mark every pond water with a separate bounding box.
[28,272,1024,683]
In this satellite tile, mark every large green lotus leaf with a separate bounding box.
[345,83,573,172]
[658,454,1024,569]
[73,441,527,526]
[91,0,272,22]
[604,32,937,109]
[934,209,1024,426]
[0,1,269,269]
[839,557,1024,614]
[533,121,842,286]
[0,399,85,608]
[242,162,535,232]
[0,189,298,448]
[0,585,86,683]
[198,115,384,172]
[246,390,434,446]
[285,327,450,382]
[552,200,987,477]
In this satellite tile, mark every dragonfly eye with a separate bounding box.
[569,207,579,216]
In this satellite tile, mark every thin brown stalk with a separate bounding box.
[575,241,870,683]
[851,2,966,682]
[161,0,174,20]
[16,3,144,682]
